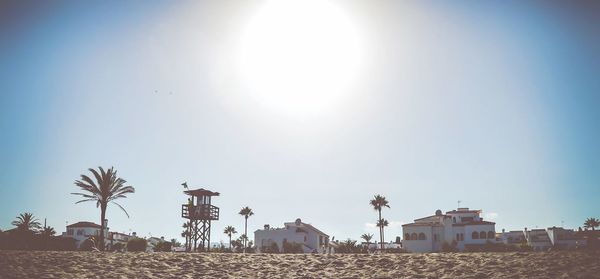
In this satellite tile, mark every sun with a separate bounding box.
[238,0,361,117]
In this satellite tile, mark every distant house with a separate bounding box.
[402,208,498,252]
[108,232,131,250]
[524,228,553,251]
[500,230,527,246]
[61,221,109,249]
[147,236,165,252]
[254,218,329,253]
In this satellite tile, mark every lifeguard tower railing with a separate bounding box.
[182,204,219,220]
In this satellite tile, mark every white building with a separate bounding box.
[402,208,497,253]
[254,218,329,253]
[108,232,131,250]
[500,230,527,246]
[546,227,586,250]
[524,228,553,251]
[62,221,109,249]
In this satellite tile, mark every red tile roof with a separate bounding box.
[446,209,482,214]
[403,222,443,227]
[452,221,495,227]
[66,222,102,228]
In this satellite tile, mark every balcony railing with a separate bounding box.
[182,204,219,220]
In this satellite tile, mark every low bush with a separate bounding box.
[153,241,172,252]
[282,241,303,253]
[127,237,148,252]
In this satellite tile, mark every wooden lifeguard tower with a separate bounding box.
[182,188,219,251]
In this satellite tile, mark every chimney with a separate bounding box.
[132,232,137,237]
[502,229,505,233]
[264,224,270,230]
[161,236,165,241]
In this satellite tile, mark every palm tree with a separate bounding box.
[182,222,191,251]
[238,206,254,252]
[224,226,237,252]
[361,233,373,248]
[377,218,389,249]
[370,194,390,251]
[11,212,41,232]
[72,166,135,251]
[584,217,600,231]
[41,226,56,236]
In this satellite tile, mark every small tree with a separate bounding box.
[361,233,373,248]
[11,213,41,232]
[238,206,254,252]
[127,238,148,252]
[41,226,56,237]
[584,218,600,231]
[153,241,172,252]
[223,226,237,252]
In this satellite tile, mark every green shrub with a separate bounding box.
[127,237,148,252]
[153,241,172,252]
[441,240,458,252]
[283,241,303,253]
[261,242,280,253]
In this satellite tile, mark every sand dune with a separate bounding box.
[1,250,599,278]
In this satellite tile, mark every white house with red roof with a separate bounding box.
[254,218,329,253]
[61,221,110,249]
[402,208,498,252]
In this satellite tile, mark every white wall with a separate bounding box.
[402,226,434,253]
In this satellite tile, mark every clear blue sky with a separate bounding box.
[1,0,599,243]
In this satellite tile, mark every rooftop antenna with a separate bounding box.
[457,200,462,208]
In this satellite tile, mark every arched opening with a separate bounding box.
[480,231,486,239]
[418,233,426,240]
[405,233,411,240]
[488,231,495,239]
[411,233,418,240]
[472,231,479,239]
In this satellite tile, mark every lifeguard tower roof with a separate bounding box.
[184,188,220,197]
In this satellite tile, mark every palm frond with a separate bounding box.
[111,201,130,218]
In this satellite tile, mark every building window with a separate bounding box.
[67,229,74,235]
[433,234,438,241]
[304,236,307,242]
[77,229,84,236]
[453,217,456,223]
[480,231,486,239]
[456,233,460,241]
[472,232,479,239]
[405,233,411,240]
[418,233,426,240]
[460,234,464,241]
[411,233,418,240]
[488,231,495,239]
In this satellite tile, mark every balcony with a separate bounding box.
[182,204,219,220]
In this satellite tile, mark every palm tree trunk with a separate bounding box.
[244,216,248,253]
[100,203,107,251]
[378,209,383,252]
[229,235,232,252]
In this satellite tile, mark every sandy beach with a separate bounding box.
[1,250,599,278]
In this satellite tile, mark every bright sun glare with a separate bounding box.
[239,0,361,116]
